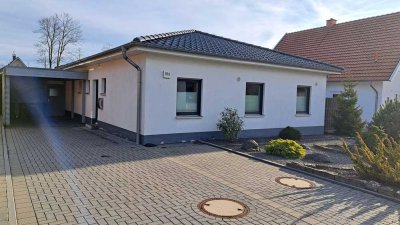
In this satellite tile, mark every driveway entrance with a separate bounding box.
[2,123,399,225]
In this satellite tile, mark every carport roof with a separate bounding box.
[3,66,87,79]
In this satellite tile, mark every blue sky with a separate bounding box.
[1,0,399,67]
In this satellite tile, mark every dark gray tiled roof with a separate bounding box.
[59,30,342,73]
[133,30,343,73]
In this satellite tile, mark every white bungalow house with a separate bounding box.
[2,30,342,144]
[275,12,400,122]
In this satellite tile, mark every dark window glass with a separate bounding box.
[245,83,263,114]
[296,86,310,114]
[177,79,202,115]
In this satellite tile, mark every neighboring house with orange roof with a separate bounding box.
[275,12,400,121]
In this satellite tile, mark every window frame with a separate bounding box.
[176,78,202,116]
[100,78,106,95]
[85,80,90,94]
[296,86,311,114]
[245,82,264,115]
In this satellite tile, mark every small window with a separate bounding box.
[296,86,311,114]
[176,78,202,116]
[77,80,83,94]
[101,78,106,95]
[85,80,90,94]
[245,83,264,114]
[49,88,59,97]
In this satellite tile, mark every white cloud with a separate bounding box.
[0,0,400,67]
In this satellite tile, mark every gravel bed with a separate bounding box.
[208,135,354,168]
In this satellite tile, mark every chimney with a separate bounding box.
[326,18,337,27]
[12,52,16,60]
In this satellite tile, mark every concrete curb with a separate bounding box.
[198,140,400,204]
[2,125,17,225]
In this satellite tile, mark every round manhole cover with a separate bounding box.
[198,198,249,219]
[275,177,316,189]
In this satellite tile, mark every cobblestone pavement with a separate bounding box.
[3,124,400,225]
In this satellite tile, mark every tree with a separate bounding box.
[333,83,364,136]
[34,13,82,68]
[372,98,400,140]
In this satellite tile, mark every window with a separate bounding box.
[296,86,311,114]
[77,80,83,94]
[85,80,90,94]
[245,83,264,114]
[176,79,202,115]
[101,78,106,95]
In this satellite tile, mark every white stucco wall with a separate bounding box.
[382,65,400,102]
[142,54,328,136]
[326,81,383,122]
[83,56,145,132]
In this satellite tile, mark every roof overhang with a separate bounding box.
[4,66,88,79]
[135,46,342,75]
[61,44,342,75]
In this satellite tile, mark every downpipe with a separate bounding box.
[369,82,378,113]
[121,46,142,145]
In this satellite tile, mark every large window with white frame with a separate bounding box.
[176,78,202,116]
[245,83,264,115]
[296,86,311,114]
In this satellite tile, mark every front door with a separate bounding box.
[47,84,65,117]
[92,80,99,123]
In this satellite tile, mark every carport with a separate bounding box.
[0,66,88,126]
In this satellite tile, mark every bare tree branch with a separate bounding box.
[34,13,82,68]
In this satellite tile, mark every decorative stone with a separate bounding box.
[378,186,394,197]
[365,181,381,192]
[241,140,259,151]
[304,153,332,163]
[395,190,400,200]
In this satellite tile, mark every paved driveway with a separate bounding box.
[2,123,399,225]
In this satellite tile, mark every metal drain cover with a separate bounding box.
[198,198,249,219]
[275,177,316,189]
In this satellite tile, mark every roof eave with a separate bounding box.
[134,45,342,74]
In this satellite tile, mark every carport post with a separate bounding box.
[3,74,10,126]
[71,81,74,119]
[81,80,86,123]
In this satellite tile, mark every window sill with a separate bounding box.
[244,114,264,118]
[295,113,311,117]
[176,115,203,119]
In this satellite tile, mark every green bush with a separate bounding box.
[264,139,306,159]
[278,126,302,140]
[361,125,388,152]
[216,108,244,142]
[372,98,400,140]
[344,133,400,186]
[333,83,365,136]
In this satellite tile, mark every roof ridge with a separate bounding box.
[194,30,342,70]
[133,29,196,42]
[286,11,400,35]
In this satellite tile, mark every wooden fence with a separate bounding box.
[325,97,338,133]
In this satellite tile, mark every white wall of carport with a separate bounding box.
[142,53,328,136]
[65,80,83,115]
[83,56,145,132]
[326,81,383,122]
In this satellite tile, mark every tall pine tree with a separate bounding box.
[333,83,364,136]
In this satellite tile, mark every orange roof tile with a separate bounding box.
[275,12,400,81]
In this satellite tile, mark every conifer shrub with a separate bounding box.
[264,139,306,159]
[333,83,364,136]
[278,126,302,140]
[343,133,400,186]
[372,98,400,140]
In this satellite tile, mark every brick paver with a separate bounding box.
[3,123,400,225]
